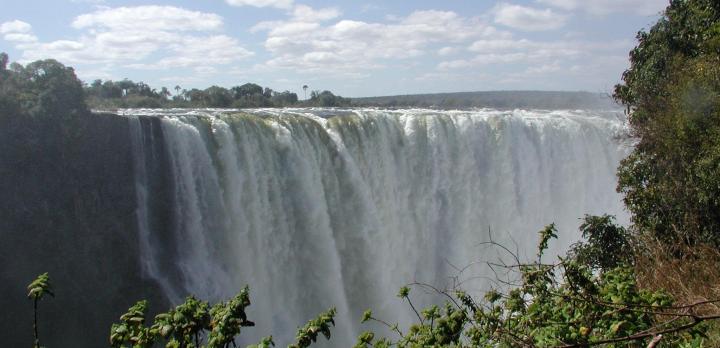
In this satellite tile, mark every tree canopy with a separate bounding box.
[0,58,87,119]
[614,0,720,247]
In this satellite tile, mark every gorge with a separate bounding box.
[0,107,629,346]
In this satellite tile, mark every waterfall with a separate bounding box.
[125,108,629,346]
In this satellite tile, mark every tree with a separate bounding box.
[0,52,8,71]
[569,214,632,271]
[271,91,299,106]
[160,87,171,100]
[10,59,88,118]
[108,286,334,348]
[302,85,308,100]
[232,83,263,99]
[27,273,54,348]
[308,90,350,107]
[204,86,232,107]
[613,0,720,247]
[116,79,135,97]
[101,80,123,99]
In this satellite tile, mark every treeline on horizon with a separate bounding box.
[84,78,352,109]
[85,78,618,110]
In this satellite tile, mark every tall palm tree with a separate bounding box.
[302,85,308,100]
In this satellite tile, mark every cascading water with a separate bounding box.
[124,108,629,346]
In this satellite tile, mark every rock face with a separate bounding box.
[0,111,166,347]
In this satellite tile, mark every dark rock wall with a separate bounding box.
[0,111,167,347]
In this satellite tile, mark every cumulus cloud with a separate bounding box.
[3,33,38,43]
[225,0,294,9]
[493,3,566,31]
[292,5,341,22]
[437,46,458,56]
[126,35,252,69]
[252,7,510,75]
[1,20,38,43]
[3,6,252,73]
[1,20,32,34]
[72,6,223,32]
[536,0,667,16]
[438,38,632,72]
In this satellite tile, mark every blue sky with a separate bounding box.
[1,0,667,97]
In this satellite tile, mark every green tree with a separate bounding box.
[107,285,334,348]
[109,301,154,348]
[614,0,720,247]
[27,273,54,348]
[9,59,88,119]
[160,87,171,100]
[204,86,232,107]
[0,52,8,71]
[570,214,633,271]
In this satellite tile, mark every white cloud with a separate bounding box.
[537,0,667,16]
[225,0,294,9]
[72,6,223,32]
[438,37,632,72]
[3,33,38,43]
[252,7,510,75]
[493,3,566,31]
[525,61,562,74]
[468,39,534,52]
[536,0,576,11]
[1,20,32,34]
[437,46,458,56]
[6,6,251,74]
[292,5,341,22]
[127,35,253,70]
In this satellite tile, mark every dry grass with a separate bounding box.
[634,236,720,316]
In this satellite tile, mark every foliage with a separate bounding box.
[288,308,337,348]
[82,77,334,109]
[151,295,212,347]
[27,272,54,301]
[0,57,87,120]
[570,214,633,271]
[105,285,333,348]
[205,287,254,347]
[27,273,54,348]
[306,90,351,107]
[109,301,154,348]
[355,223,718,347]
[247,336,275,348]
[613,0,720,247]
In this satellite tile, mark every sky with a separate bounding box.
[1,0,668,98]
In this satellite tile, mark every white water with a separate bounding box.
[125,108,629,346]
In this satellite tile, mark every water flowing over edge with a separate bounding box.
[124,107,629,346]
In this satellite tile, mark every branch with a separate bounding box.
[556,313,720,348]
